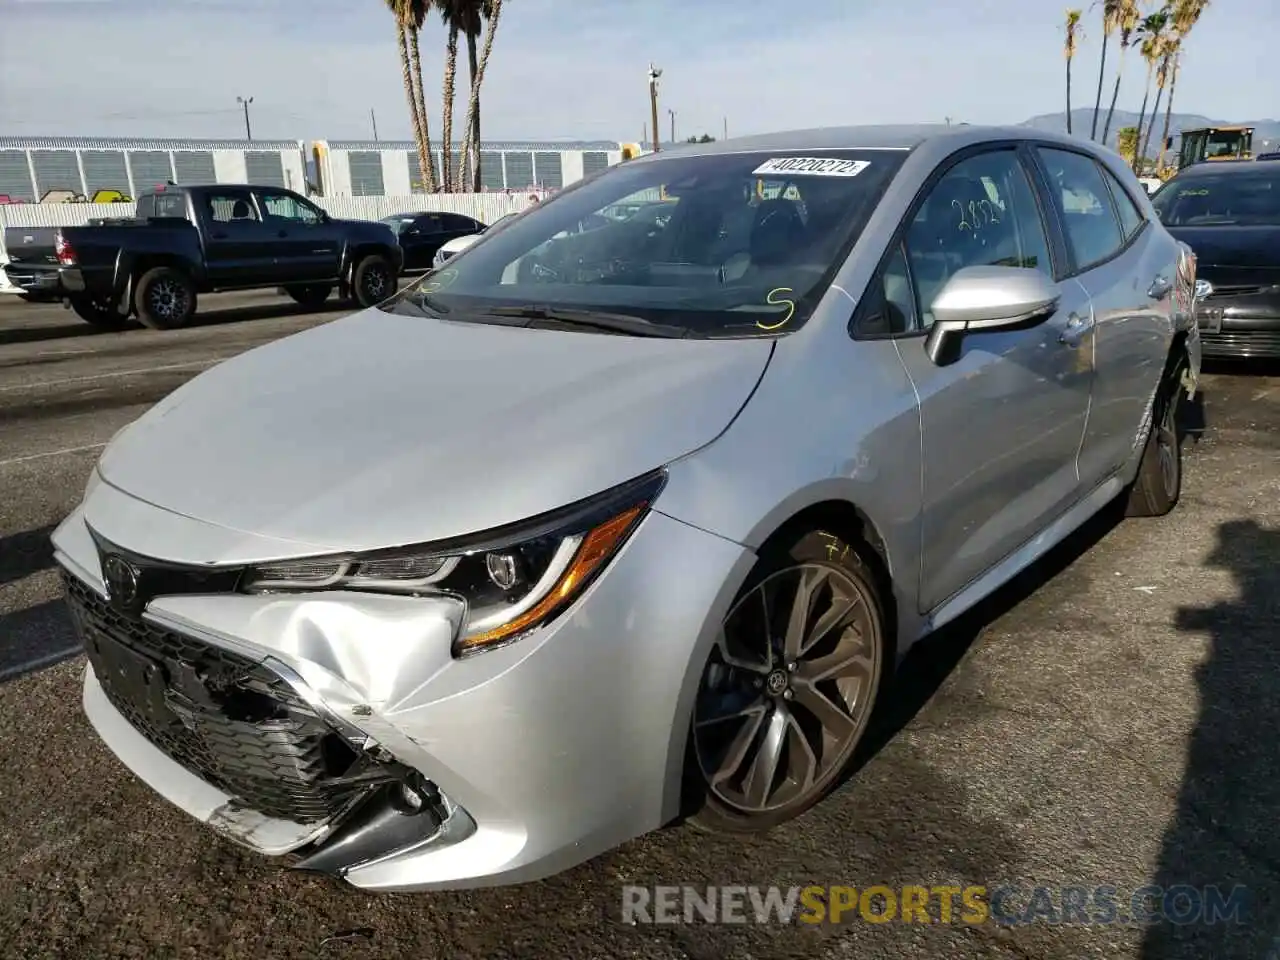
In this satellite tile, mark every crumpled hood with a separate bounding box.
[96,308,772,558]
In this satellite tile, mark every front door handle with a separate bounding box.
[211,231,228,239]
[1058,311,1095,347]
[277,230,289,238]
[1148,275,1173,299]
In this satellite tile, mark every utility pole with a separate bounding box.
[642,121,647,145]
[370,108,379,141]
[647,64,662,153]
[237,96,254,140]
[668,109,676,144]
[723,117,728,140]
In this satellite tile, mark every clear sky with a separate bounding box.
[0,0,1274,142]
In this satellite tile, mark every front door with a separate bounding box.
[882,146,1095,612]
[254,188,341,283]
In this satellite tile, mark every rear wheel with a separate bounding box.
[684,528,887,833]
[67,293,130,330]
[134,267,196,330]
[352,255,395,308]
[1125,360,1185,517]
[284,284,333,309]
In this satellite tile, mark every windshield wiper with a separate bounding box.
[481,305,689,338]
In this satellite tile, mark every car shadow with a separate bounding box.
[181,297,354,331]
[850,494,1129,778]
[0,295,355,347]
[1140,519,1280,959]
[0,523,56,589]
[0,318,108,348]
[0,599,80,685]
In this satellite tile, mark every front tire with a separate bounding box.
[1125,360,1185,518]
[352,255,395,308]
[684,528,887,834]
[67,293,130,330]
[134,267,196,330]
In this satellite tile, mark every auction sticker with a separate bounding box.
[752,157,870,177]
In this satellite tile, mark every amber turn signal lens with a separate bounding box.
[456,503,646,653]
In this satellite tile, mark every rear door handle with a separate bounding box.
[211,231,228,239]
[277,230,289,238]
[1148,275,1173,299]
[1059,311,1095,347]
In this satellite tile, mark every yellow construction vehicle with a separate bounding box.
[1175,126,1254,170]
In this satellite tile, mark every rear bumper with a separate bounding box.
[1,262,86,295]
[1197,293,1280,359]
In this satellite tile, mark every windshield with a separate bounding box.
[379,149,905,337]
[1152,171,1280,226]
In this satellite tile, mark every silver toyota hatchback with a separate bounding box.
[52,125,1201,891]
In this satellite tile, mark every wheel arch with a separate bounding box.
[660,491,902,824]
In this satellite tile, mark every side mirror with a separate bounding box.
[924,266,1061,367]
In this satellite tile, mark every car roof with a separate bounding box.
[643,124,1096,159]
[1172,160,1278,178]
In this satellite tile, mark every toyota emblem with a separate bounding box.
[102,555,139,609]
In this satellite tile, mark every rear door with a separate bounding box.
[200,188,275,286]
[254,188,341,283]
[1032,146,1174,486]
[400,213,446,271]
[858,144,1094,613]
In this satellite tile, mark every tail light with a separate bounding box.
[55,232,76,266]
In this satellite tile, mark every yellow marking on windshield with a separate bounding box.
[422,268,459,292]
[757,287,796,330]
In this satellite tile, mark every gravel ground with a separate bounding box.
[1,292,1277,959]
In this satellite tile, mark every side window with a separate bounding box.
[856,244,917,336]
[442,213,478,232]
[413,214,443,234]
[153,193,186,218]
[1036,148,1124,269]
[207,190,258,223]
[903,150,1053,330]
[257,190,321,224]
[1100,166,1146,240]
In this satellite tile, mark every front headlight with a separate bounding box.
[241,470,665,655]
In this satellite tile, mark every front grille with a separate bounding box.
[1202,330,1280,358]
[64,572,392,824]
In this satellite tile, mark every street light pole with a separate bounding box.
[237,96,254,140]
[647,64,662,153]
[668,108,676,144]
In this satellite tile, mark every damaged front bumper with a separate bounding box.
[51,477,752,891]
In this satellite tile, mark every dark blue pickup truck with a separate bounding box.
[3,183,403,330]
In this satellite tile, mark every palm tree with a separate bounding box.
[1064,9,1083,134]
[1131,7,1170,172]
[385,0,435,192]
[406,0,438,191]
[1116,125,1140,165]
[1090,0,1122,141]
[1155,0,1210,172]
[459,0,491,191]
[436,0,470,190]
[1138,25,1176,165]
[458,0,504,191]
[1100,0,1142,147]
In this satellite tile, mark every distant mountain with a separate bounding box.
[1021,110,1280,155]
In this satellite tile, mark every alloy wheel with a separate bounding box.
[149,278,189,322]
[1157,388,1180,498]
[362,266,389,301]
[692,562,880,815]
